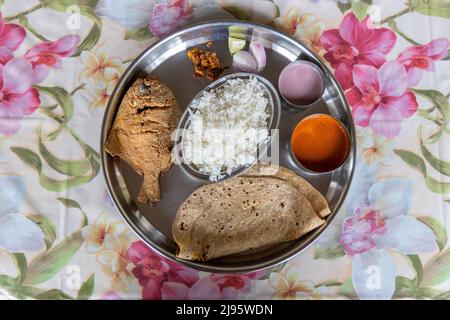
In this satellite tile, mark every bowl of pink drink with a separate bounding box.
[278,60,325,107]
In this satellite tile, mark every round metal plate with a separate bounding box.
[101,20,356,273]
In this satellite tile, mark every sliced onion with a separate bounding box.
[233,51,258,72]
[249,40,266,71]
[251,30,272,49]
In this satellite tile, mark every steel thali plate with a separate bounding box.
[101,20,356,273]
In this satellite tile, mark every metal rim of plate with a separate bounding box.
[101,20,356,274]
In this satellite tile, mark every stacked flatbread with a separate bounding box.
[173,163,330,261]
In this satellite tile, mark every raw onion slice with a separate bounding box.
[249,40,266,71]
[232,51,258,72]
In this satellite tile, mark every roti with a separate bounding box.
[173,167,327,261]
[244,163,331,217]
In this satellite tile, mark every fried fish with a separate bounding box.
[105,77,180,203]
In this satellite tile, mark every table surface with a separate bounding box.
[0,0,449,300]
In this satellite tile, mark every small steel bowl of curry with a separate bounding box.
[290,114,350,173]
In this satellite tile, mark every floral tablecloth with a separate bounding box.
[0,0,449,300]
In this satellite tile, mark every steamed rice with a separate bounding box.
[182,77,269,181]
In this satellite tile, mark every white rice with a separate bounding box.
[182,77,269,181]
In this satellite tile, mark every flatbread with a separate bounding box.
[173,170,326,261]
[244,163,331,218]
[105,77,180,203]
